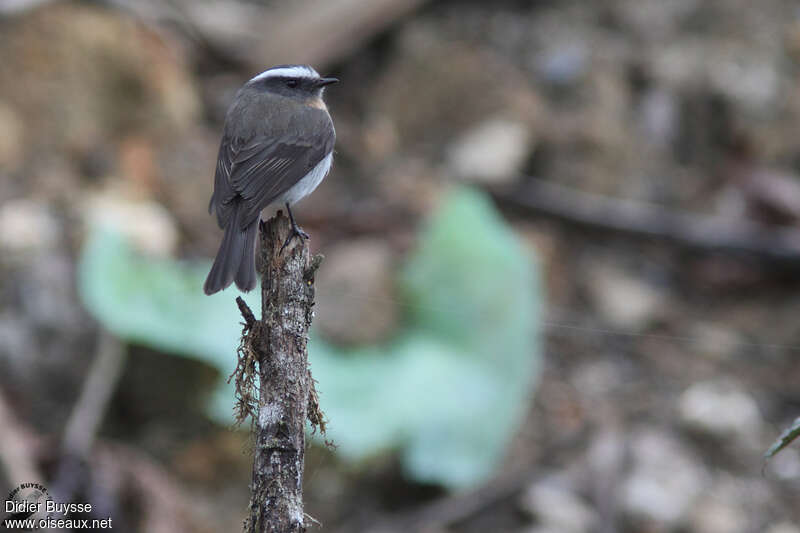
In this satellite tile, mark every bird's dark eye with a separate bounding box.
[286,79,298,88]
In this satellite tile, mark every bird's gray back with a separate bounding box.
[209,86,335,230]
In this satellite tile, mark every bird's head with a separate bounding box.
[246,64,338,105]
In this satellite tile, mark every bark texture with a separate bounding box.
[239,212,320,533]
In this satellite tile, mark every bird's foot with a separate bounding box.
[280,222,309,253]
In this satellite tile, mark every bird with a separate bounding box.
[204,64,337,295]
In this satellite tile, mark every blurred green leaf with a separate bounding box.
[77,226,259,375]
[307,187,542,488]
[77,187,541,489]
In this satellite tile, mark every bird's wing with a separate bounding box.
[210,111,335,229]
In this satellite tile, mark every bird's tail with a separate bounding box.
[204,209,258,295]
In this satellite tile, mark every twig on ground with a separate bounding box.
[101,0,432,71]
[51,329,127,501]
[247,0,433,70]
[61,329,126,460]
[0,389,44,485]
[344,467,539,533]
[493,177,800,262]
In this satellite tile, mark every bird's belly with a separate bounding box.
[278,152,333,205]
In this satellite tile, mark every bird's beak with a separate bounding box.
[315,77,339,87]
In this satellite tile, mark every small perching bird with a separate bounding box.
[204,65,338,295]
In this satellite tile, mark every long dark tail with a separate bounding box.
[204,212,258,295]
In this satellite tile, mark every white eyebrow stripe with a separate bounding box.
[250,66,318,82]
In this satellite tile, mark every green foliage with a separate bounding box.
[77,187,542,489]
[77,227,260,372]
[310,187,541,488]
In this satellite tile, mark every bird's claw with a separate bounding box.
[280,224,309,253]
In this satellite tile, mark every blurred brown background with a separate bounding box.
[2,0,800,532]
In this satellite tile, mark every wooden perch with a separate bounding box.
[494,177,800,263]
[233,212,324,533]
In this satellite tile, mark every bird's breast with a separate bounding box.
[308,96,328,110]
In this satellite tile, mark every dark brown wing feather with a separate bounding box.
[209,110,335,231]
